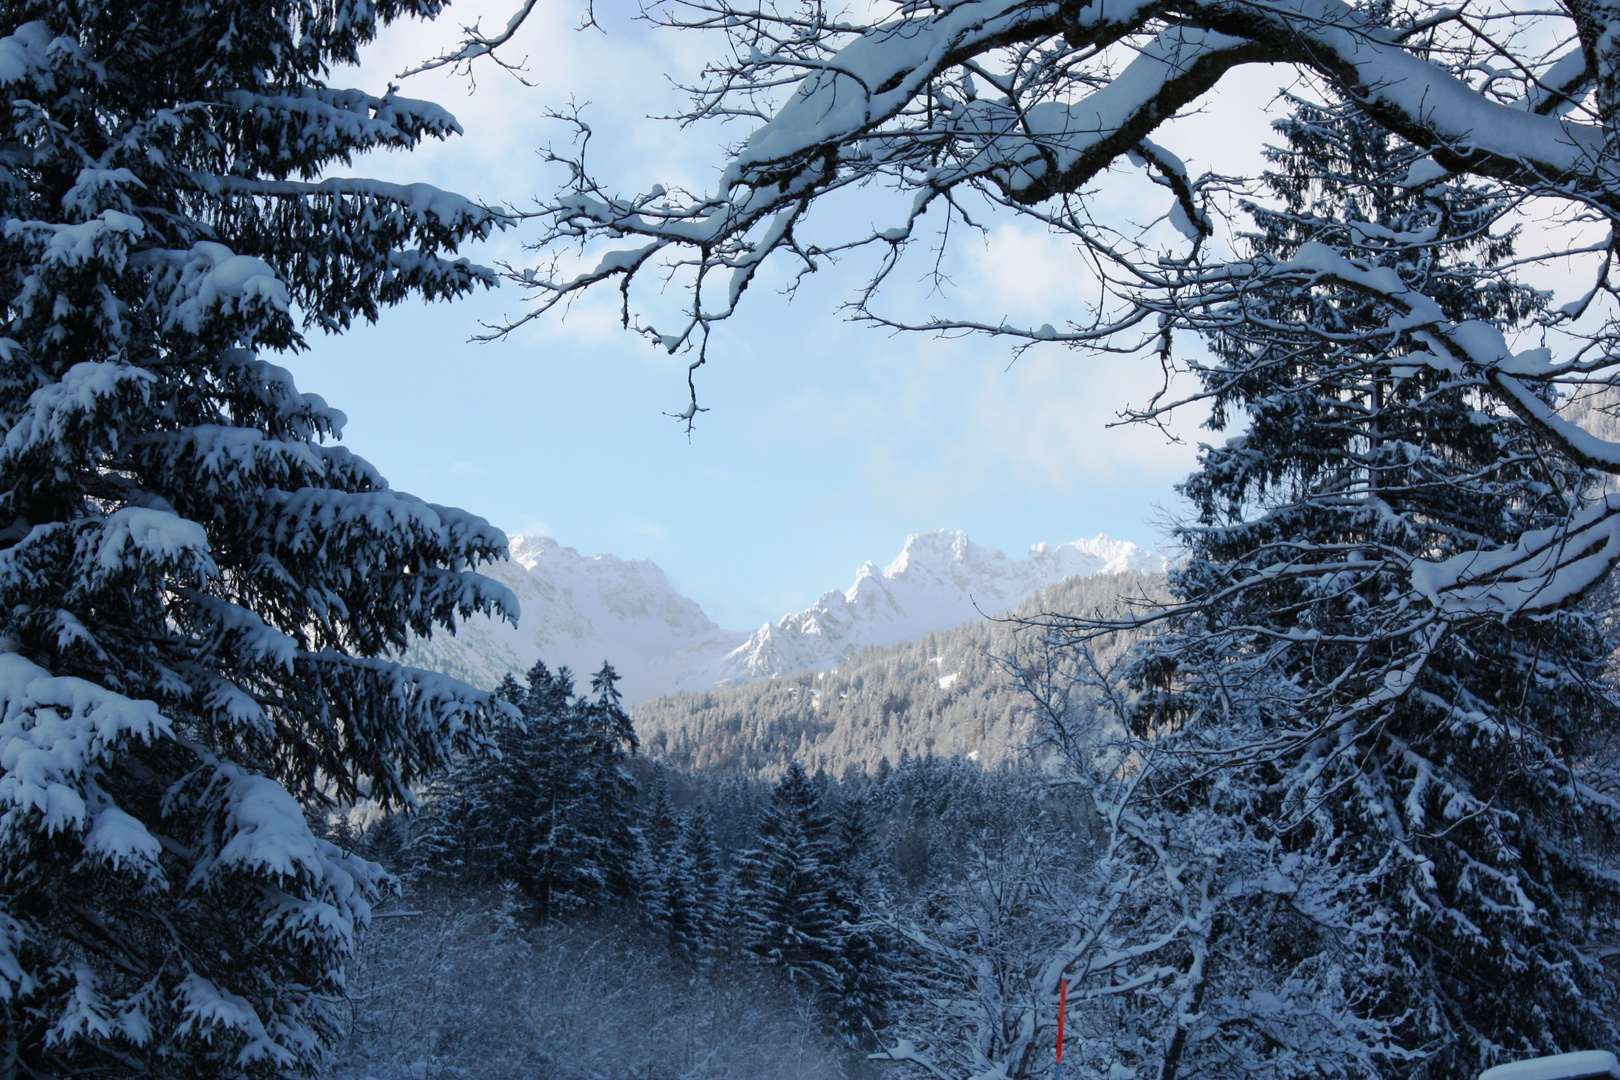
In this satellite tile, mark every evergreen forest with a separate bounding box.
[324,658,1104,1080]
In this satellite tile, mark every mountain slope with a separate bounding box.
[721,531,1160,681]
[633,571,1168,776]
[403,536,746,703]
[409,530,1162,704]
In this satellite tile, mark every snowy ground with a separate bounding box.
[324,890,857,1080]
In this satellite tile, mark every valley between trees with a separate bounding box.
[324,562,1620,1080]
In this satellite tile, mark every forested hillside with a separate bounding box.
[401,530,1159,704]
[633,571,1165,775]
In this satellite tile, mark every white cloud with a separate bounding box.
[964,224,1093,322]
[334,0,740,206]
[753,321,1202,525]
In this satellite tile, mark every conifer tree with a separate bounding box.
[1041,93,1620,1080]
[634,774,679,937]
[826,793,894,1049]
[459,659,638,920]
[407,672,528,884]
[510,662,590,919]
[0,2,513,1073]
[580,662,640,899]
[873,756,894,785]
[681,801,728,955]
[737,763,841,987]
[651,808,712,958]
[587,661,638,756]
[525,659,573,718]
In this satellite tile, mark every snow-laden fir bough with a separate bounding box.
[0,1,518,1074]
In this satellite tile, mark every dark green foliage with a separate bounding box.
[727,763,901,1049]
[681,802,729,952]
[406,672,531,885]
[635,778,728,958]
[826,794,895,1049]
[737,763,842,985]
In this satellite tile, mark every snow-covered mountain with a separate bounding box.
[719,531,1160,681]
[407,529,1161,703]
[402,535,746,704]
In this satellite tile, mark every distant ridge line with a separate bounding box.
[405,529,1163,705]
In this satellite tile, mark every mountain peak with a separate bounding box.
[883,529,986,578]
[411,529,1160,703]
[724,531,1163,682]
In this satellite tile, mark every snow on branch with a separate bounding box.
[436,0,1606,432]
[399,0,546,79]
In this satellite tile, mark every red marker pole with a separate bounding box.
[1055,979,1068,1080]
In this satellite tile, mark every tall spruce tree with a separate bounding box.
[826,793,893,1050]
[579,662,640,900]
[1092,93,1620,1078]
[680,801,728,955]
[407,672,529,885]
[638,781,714,958]
[512,661,595,919]
[0,1,513,1074]
[737,763,841,987]
[634,773,679,939]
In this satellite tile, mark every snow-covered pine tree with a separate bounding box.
[587,661,638,756]
[825,793,893,1050]
[0,1,514,1074]
[407,672,529,884]
[634,773,678,937]
[873,755,893,785]
[492,671,527,710]
[654,805,712,958]
[1084,92,1620,1078]
[580,662,640,900]
[485,659,641,919]
[623,775,732,959]
[736,763,842,988]
[506,661,593,919]
[409,663,569,912]
[681,801,728,955]
[526,658,573,718]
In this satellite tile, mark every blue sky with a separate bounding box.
[283,1,1290,630]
